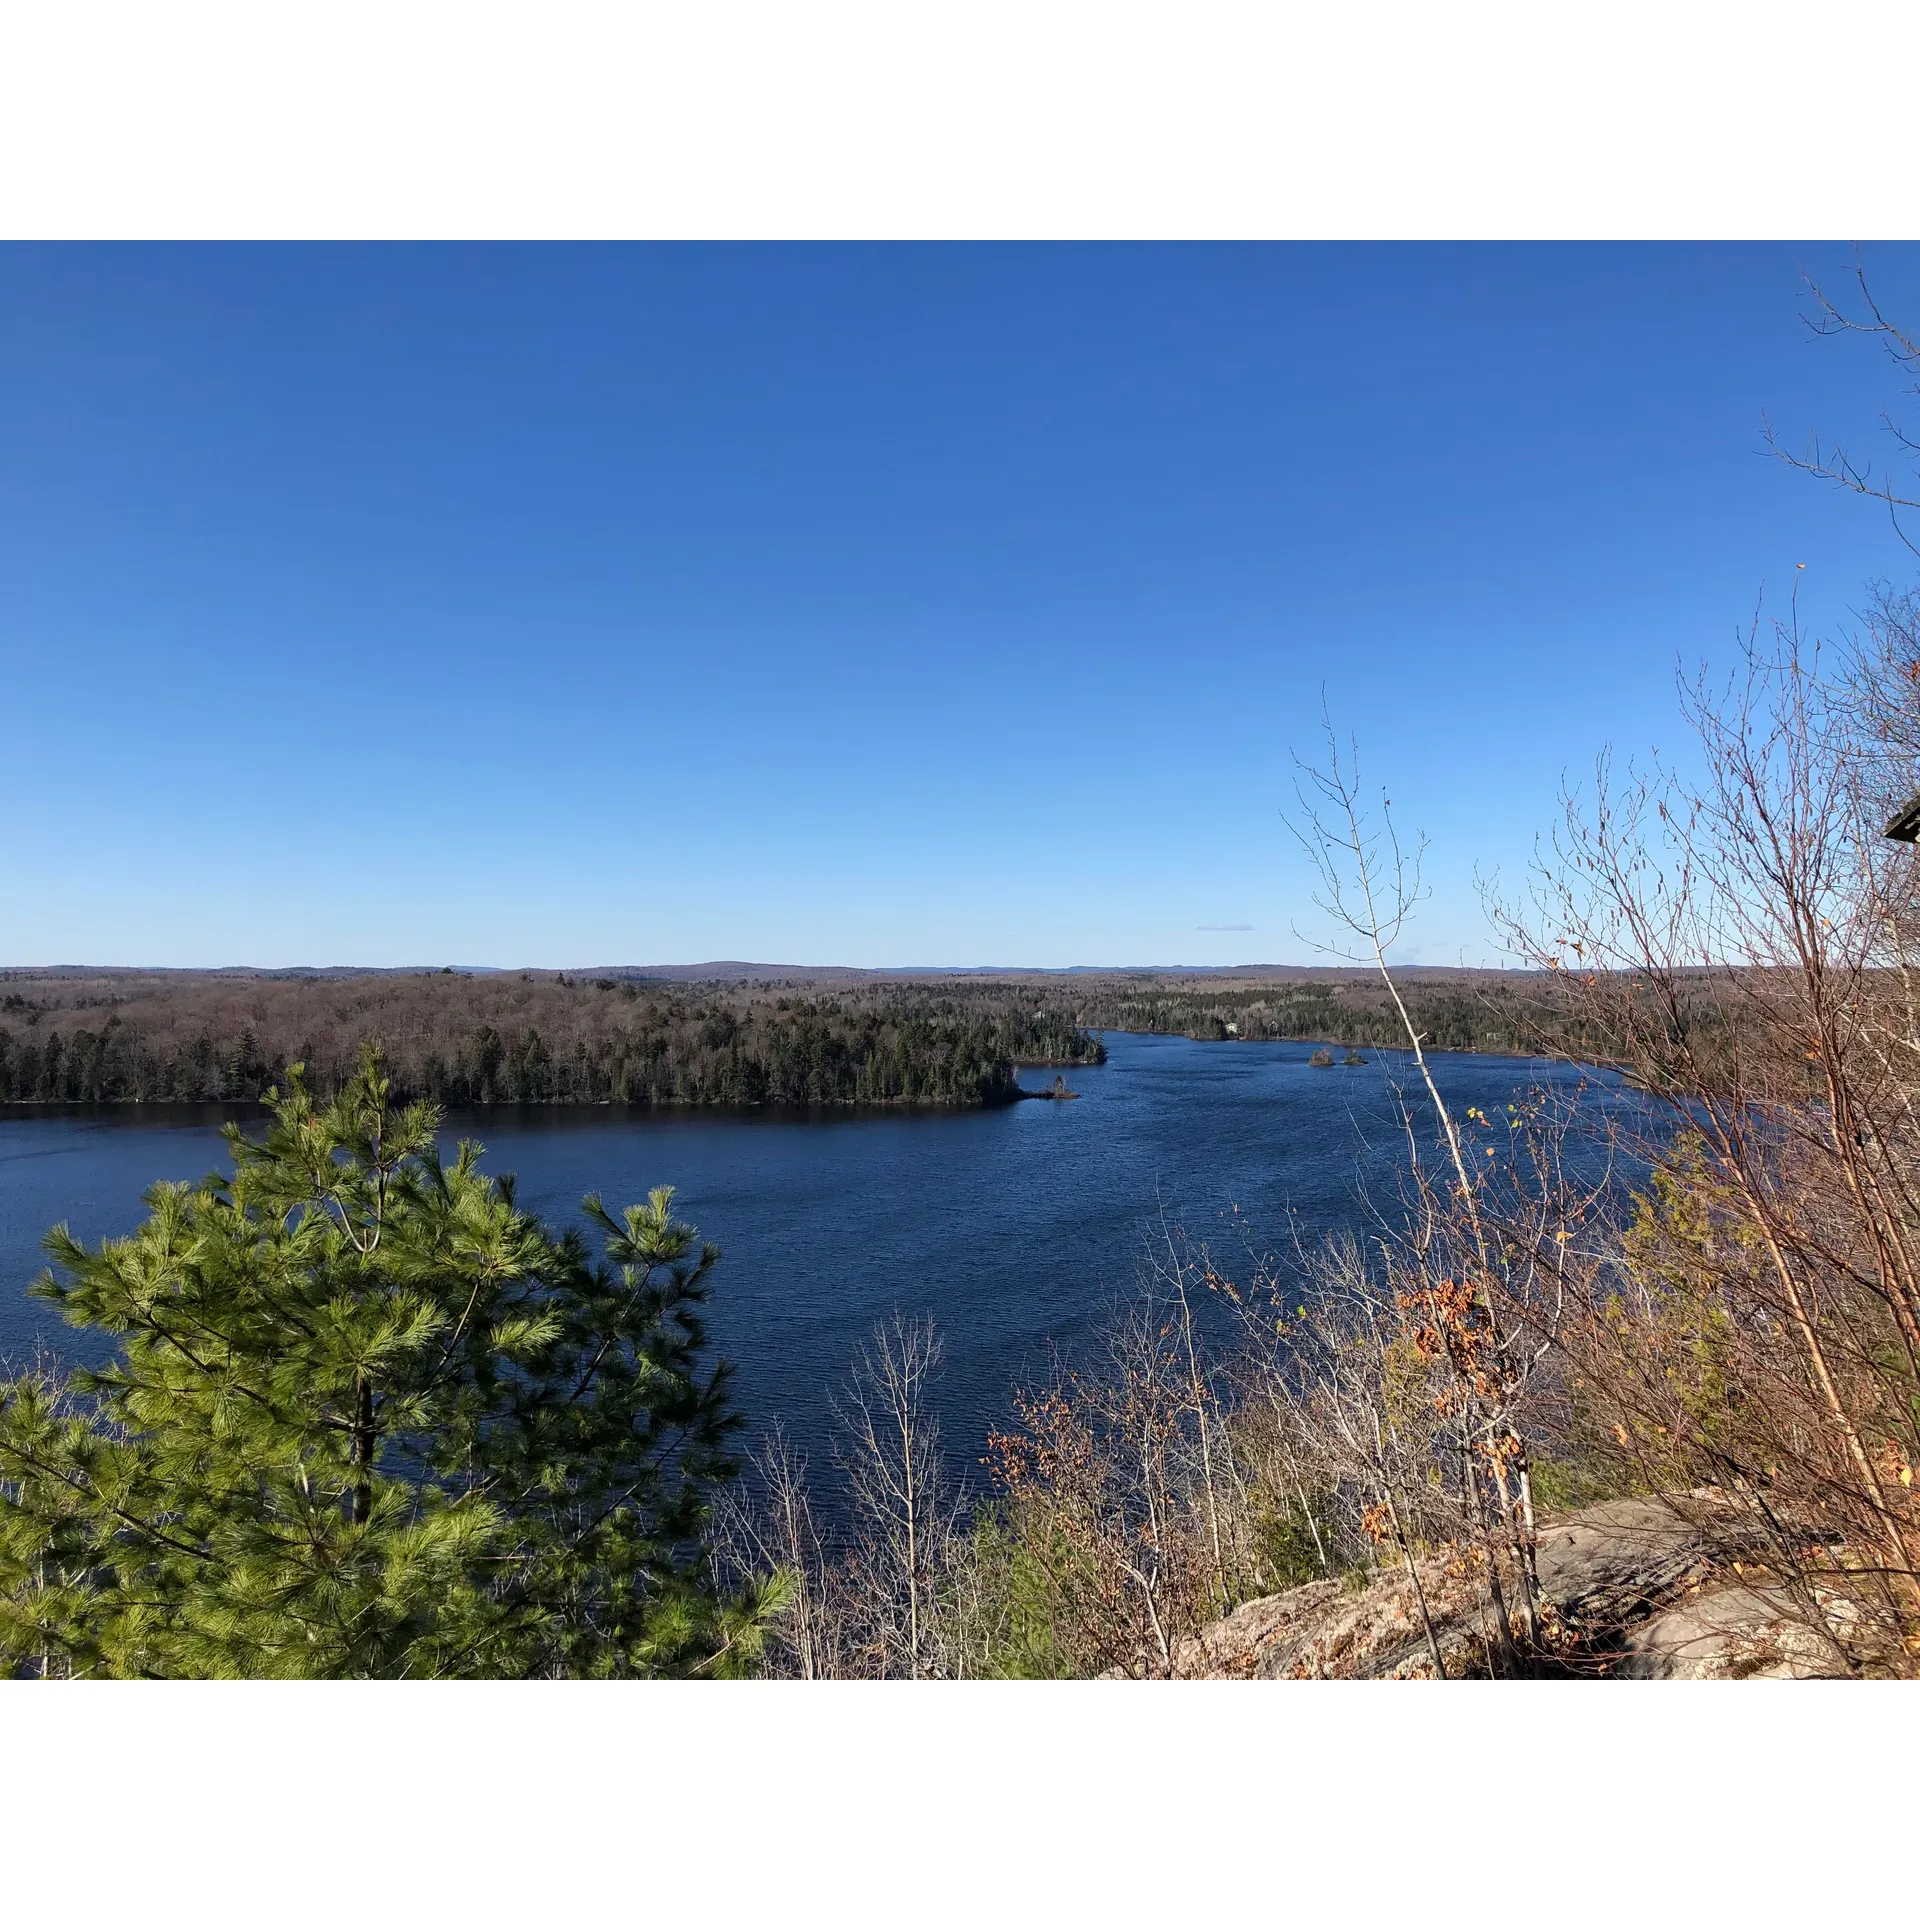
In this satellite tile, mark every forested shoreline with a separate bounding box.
[0,956,1749,1115]
[0,972,1104,1107]
[0,964,1668,1107]
[882,971,1636,1059]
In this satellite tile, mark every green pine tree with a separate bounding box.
[0,1052,785,1677]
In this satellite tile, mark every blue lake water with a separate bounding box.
[0,1033,1611,1486]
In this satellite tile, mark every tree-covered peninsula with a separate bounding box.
[0,971,1103,1107]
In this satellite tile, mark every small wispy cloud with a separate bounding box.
[1197,923,1255,933]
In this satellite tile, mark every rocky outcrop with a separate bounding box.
[1613,1586,1835,1679]
[1171,1497,1841,1680]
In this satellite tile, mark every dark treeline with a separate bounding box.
[0,973,1104,1108]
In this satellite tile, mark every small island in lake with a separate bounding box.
[1022,1073,1080,1101]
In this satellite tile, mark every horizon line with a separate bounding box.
[2,958,1521,977]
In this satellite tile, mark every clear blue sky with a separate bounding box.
[4,242,1918,969]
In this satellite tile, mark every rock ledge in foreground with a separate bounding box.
[1167,1497,1837,1680]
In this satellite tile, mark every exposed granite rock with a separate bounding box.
[1614,1587,1835,1679]
[1165,1496,1844,1680]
